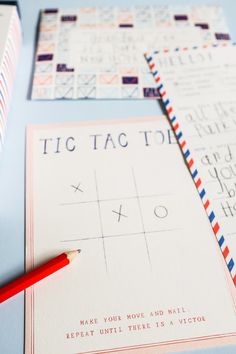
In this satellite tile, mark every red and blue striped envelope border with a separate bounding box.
[145,42,236,287]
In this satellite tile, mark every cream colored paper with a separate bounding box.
[25,117,236,354]
[148,45,236,281]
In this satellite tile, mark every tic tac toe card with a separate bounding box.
[25,117,236,354]
[31,5,230,100]
[146,44,236,287]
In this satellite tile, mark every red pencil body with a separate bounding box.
[0,251,79,303]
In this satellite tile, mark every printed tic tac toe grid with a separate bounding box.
[31,5,230,100]
[58,165,182,273]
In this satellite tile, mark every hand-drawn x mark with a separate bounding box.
[112,204,127,222]
[71,183,83,193]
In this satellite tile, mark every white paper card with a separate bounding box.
[147,45,236,283]
[25,117,236,354]
[31,5,230,100]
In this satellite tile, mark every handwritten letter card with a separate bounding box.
[147,45,236,285]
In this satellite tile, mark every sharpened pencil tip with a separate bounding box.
[66,249,81,262]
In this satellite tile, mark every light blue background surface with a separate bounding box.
[0,0,236,353]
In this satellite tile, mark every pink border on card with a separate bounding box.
[25,117,236,354]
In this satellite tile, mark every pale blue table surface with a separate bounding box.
[0,0,236,353]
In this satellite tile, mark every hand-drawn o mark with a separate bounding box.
[154,205,168,219]
[112,204,127,222]
[71,182,83,193]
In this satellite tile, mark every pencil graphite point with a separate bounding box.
[66,249,81,262]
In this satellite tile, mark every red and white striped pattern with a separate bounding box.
[0,6,22,149]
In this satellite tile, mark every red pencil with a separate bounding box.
[0,250,81,304]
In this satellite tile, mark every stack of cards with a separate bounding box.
[0,3,21,149]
